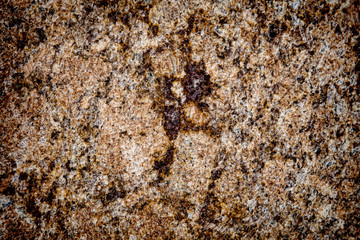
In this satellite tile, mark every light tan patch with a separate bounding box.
[171,80,185,100]
[151,49,184,77]
[97,92,169,188]
[183,102,210,126]
[169,131,220,206]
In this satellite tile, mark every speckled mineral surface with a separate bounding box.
[0,0,359,239]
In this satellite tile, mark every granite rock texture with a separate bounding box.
[1,0,359,239]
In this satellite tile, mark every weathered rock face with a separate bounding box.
[0,0,359,239]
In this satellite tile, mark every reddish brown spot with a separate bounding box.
[183,62,212,102]
[163,105,181,141]
[162,76,176,101]
[186,14,195,35]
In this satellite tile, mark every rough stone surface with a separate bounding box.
[1,0,359,239]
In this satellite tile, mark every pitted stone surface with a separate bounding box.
[1,0,359,239]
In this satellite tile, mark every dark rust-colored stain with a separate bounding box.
[197,102,209,111]
[44,183,57,204]
[105,186,125,202]
[17,34,28,50]
[198,192,222,224]
[154,73,183,143]
[100,180,126,206]
[354,40,360,82]
[163,105,181,141]
[51,130,60,140]
[154,145,175,177]
[186,14,196,35]
[19,172,28,180]
[49,160,56,171]
[335,25,342,35]
[27,174,38,192]
[25,197,42,223]
[182,61,213,103]
[178,13,206,54]
[196,150,229,224]
[267,20,287,41]
[149,23,159,37]
[162,76,177,101]
[9,17,25,28]
[2,185,16,195]
[65,160,76,172]
[35,28,47,43]
[136,50,154,77]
